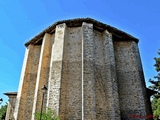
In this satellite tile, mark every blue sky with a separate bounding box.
[0,0,160,106]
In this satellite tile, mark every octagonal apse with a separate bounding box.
[12,18,151,120]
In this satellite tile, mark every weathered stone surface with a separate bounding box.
[82,22,96,120]
[14,45,41,120]
[114,41,150,120]
[4,92,17,120]
[60,26,82,120]
[47,23,67,114]
[12,18,151,120]
[94,30,120,120]
[31,33,53,120]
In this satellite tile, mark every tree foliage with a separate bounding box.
[149,49,160,119]
[0,103,7,120]
[34,107,60,120]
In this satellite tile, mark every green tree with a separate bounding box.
[149,49,160,120]
[34,107,60,120]
[0,103,7,120]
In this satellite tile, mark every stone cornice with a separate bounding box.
[4,92,17,96]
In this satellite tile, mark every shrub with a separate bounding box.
[35,108,60,120]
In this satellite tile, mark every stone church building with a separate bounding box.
[5,18,152,120]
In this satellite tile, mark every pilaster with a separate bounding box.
[31,33,53,120]
[102,30,120,119]
[14,47,29,120]
[14,44,41,120]
[14,47,30,120]
[47,23,66,114]
[4,93,17,120]
[130,41,151,115]
[82,22,96,120]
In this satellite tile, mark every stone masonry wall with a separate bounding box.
[82,22,97,120]
[114,40,148,119]
[60,26,82,119]
[14,20,150,120]
[94,30,120,120]
[5,95,17,120]
[31,33,54,120]
[15,45,41,120]
[47,23,67,114]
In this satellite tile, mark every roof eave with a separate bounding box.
[25,18,139,47]
[4,92,17,96]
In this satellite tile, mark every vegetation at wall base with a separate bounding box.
[149,49,160,120]
[34,107,60,120]
[0,103,7,120]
